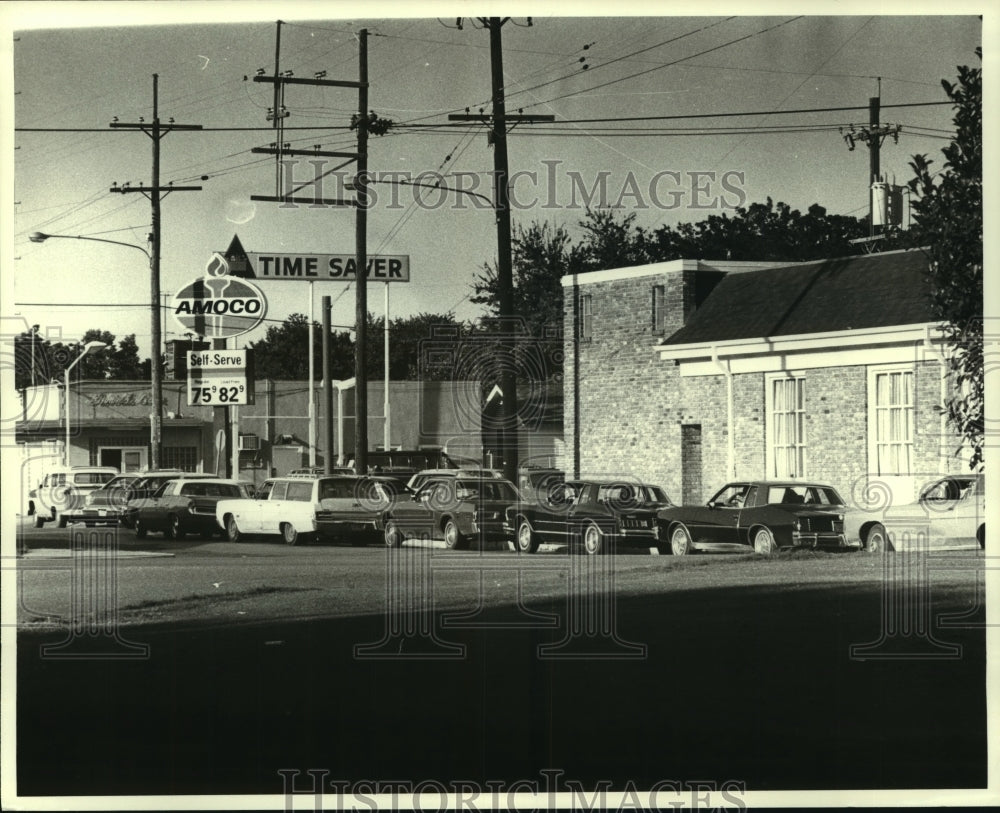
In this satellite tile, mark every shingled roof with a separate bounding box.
[660,249,934,346]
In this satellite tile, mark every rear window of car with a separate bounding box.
[766,485,844,506]
[286,481,314,501]
[319,479,356,500]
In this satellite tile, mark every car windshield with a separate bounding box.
[765,485,845,506]
[597,483,671,505]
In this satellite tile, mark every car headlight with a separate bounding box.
[793,519,801,531]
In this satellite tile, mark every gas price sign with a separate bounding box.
[187,348,255,406]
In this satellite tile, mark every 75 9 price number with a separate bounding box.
[190,384,245,405]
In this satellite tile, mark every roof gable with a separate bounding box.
[661,250,934,346]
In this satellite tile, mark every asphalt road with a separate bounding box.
[13,520,988,797]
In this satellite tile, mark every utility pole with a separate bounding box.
[251,26,369,474]
[354,28,369,477]
[448,18,553,483]
[110,74,202,470]
[840,89,900,236]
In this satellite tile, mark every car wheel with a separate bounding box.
[583,523,606,555]
[28,500,35,517]
[977,525,984,550]
[517,518,539,554]
[165,515,185,541]
[670,524,693,556]
[225,515,241,543]
[384,519,403,548]
[752,526,778,555]
[33,514,45,529]
[134,519,148,539]
[865,523,892,554]
[281,523,302,546]
[443,518,466,550]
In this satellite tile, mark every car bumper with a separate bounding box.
[316,519,381,536]
[61,509,123,525]
[792,531,853,549]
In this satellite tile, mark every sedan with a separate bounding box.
[384,477,520,549]
[507,480,670,555]
[657,481,849,555]
[61,473,143,526]
[124,479,249,540]
[844,473,985,553]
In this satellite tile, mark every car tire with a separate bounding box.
[865,523,892,554]
[583,522,606,555]
[384,519,403,548]
[977,525,984,550]
[134,519,148,539]
[517,518,539,554]
[225,515,241,543]
[669,524,693,556]
[281,523,302,546]
[443,518,466,550]
[56,511,68,529]
[33,514,45,529]
[165,515,185,541]
[752,526,778,555]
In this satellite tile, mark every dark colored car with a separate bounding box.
[383,477,520,550]
[350,448,460,488]
[119,471,220,528]
[124,479,249,540]
[657,481,849,556]
[506,479,671,555]
[61,473,144,526]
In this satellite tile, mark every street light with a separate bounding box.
[29,231,163,469]
[64,340,108,465]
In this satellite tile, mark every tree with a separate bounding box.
[906,49,983,469]
[249,313,354,381]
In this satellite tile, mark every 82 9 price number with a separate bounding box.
[190,384,245,404]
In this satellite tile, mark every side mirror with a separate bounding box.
[708,500,718,509]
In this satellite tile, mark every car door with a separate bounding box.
[532,482,579,543]
[691,483,751,545]
[259,480,289,534]
[139,482,174,531]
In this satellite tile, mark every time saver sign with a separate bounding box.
[243,252,410,282]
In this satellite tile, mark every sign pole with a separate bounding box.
[308,281,316,466]
[384,281,390,451]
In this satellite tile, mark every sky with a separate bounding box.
[1,2,990,361]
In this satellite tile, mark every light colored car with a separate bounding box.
[216,475,396,546]
[845,473,985,553]
[61,472,144,527]
[28,466,119,528]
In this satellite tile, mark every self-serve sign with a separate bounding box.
[244,253,410,282]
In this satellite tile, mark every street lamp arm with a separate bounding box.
[29,231,151,259]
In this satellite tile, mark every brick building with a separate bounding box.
[561,249,965,509]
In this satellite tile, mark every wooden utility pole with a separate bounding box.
[251,25,369,474]
[110,74,202,470]
[448,18,553,483]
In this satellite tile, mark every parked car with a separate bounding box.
[384,476,521,550]
[215,474,396,545]
[287,465,355,476]
[844,473,985,553]
[61,473,144,527]
[517,466,566,504]
[507,479,670,555]
[348,448,461,487]
[118,471,220,528]
[405,467,503,493]
[657,481,850,556]
[29,466,119,528]
[123,479,251,540]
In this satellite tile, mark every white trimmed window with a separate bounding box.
[652,285,666,334]
[869,365,914,475]
[767,373,806,478]
[579,294,593,342]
